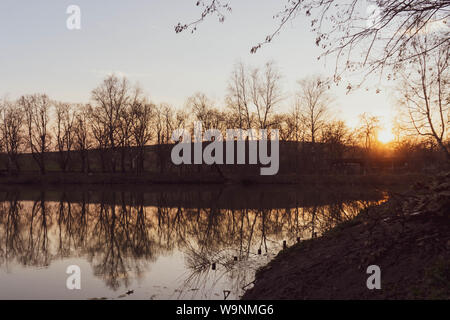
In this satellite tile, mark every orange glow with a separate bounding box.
[378,128,395,144]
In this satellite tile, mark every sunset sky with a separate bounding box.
[0,0,394,129]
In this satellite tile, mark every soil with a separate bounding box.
[242,172,450,300]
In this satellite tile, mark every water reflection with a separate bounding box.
[0,187,386,300]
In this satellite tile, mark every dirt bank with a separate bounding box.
[243,172,450,300]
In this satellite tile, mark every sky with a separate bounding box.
[0,0,395,129]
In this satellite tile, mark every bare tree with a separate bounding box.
[187,93,215,130]
[358,113,381,150]
[178,1,450,83]
[271,113,290,141]
[174,109,190,130]
[155,103,176,144]
[226,62,252,129]
[91,75,130,172]
[250,61,283,129]
[130,95,156,174]
[54,102,75,172]
[320,120,351,159]
[88,104,109,172]
[154,104,165,145]
[297,76,333,144]
[270,102,307,143]
[118,101,134,172]
[73,104,92,173]
[0,100,24,173]
[286,102,306,142]
[154,103,176,173]
[226,61,283,130]
[398,35,449,160]
[21,94,52,174]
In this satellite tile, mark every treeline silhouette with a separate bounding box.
[0,64,447,176]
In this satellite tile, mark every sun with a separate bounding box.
[378,128,395,144]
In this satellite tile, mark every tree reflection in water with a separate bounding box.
[0,188,386,299]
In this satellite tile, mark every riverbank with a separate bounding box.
[0,183,388,212]
[242,172,450,299]
[0,171,427,186]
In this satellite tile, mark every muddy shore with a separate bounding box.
[243,172,450,300]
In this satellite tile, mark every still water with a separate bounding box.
[0,185,387,300]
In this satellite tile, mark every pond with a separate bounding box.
[0,185,387,300]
